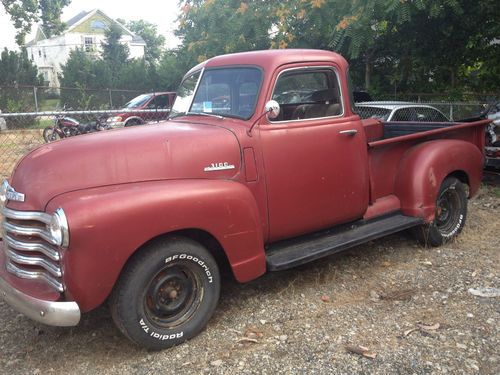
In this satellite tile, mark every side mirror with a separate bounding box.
[247,100,281,137]
[265,100,280,119]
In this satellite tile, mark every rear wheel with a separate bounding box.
[43,127,61,142]
[110,237,220,350]
[413,177,468,246]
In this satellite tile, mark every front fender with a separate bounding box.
[394,139,483,221]
[46,179,266,312]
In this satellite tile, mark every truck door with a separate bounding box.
[259,65,369,241]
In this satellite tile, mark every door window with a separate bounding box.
[271,68,342,122]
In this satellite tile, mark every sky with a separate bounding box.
[0,0,181,50]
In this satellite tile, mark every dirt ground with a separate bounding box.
[0,185,499,375]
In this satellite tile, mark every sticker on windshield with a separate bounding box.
[203,101,213,113]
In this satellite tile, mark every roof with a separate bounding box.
[66,10,91,28]
[185,49,349,77]
[131,35,146,44]
[356,101,436,110]
[25,9,146,48]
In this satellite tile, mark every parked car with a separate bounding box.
[106,92,176,127]
[356,101,449,122]
[485,101,500,169]
[0,49,489,350]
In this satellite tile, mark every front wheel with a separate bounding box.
[110,237,220,350]
[42,127,61,142]
[413,177,468,246]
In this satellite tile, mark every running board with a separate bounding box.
[266,214,423,271]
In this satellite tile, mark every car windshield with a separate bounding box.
[125,94,153,108]
[170,67,262,120]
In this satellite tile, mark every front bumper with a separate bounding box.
[0,272,80,326]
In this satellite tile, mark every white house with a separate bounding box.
[26,9,146,87]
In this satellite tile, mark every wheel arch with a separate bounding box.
[135,228,233,279]
[47,179,267,312]
[394,139,482,222]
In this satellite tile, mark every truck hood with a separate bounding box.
[8,121,242,211]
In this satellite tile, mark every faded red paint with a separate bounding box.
[2,49,487,313]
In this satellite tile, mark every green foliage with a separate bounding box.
[1,0,71,45]
[0,48,42,112]
[101,23,130,85]
[59,48,111,109]
[39,0,71,38]
[125,20,166,64]
[176,0,274,66]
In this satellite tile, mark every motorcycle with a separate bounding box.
[43,114,109,142]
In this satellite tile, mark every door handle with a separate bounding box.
[339,129,358,136]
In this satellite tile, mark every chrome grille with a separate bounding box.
[1,207,64,292]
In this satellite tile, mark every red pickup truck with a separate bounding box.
[0,50,488,350]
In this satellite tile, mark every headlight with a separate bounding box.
[107,116,123,123]
[48,208,70,247]
[0,180,8,203]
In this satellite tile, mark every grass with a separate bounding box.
[38,98,60,112]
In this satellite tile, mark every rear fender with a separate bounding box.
[46,180,266,312]
[394,139,483,221]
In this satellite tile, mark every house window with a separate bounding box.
[84,37,94,52]
[91,20,107,30]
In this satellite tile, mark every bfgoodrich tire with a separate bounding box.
[110,236,220,350]
[413,177,468,247]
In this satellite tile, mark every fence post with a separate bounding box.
[108,88,113,109]
[33,86,39,112]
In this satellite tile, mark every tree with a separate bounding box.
[1,0,71,45]
[176,0,275,66]
[39,0,71,38]
[125,20,165,65]
[101,23,130,85]
[0,48,42,111]
[59,48,112,109]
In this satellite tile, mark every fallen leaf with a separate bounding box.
[345,344,377,359]
[403,328,419,337]
[380,289,415,301]
[417,323,440,331]
[244,326,263,339]
[468,287,500,298]
[236,337,259,344]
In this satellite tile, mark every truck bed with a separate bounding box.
[363,118,488,207]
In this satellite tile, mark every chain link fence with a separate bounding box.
[354,101,488,122]
[0,85,147,112]
[0,98,497,182]
[0,109,171,181]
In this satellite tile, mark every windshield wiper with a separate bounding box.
[169,111,225,120]
[185,111,224,119]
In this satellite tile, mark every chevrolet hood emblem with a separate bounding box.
[1,180,25,203]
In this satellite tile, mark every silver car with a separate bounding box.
[356,101,449,122]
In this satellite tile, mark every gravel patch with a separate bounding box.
[1,185,499,374]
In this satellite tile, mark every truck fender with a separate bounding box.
[46,179,266,312]
[394,139,483,221]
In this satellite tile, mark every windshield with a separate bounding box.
[170,67,262,120]
[125,94,153,108]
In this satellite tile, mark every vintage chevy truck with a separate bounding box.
[0,50,489,350]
